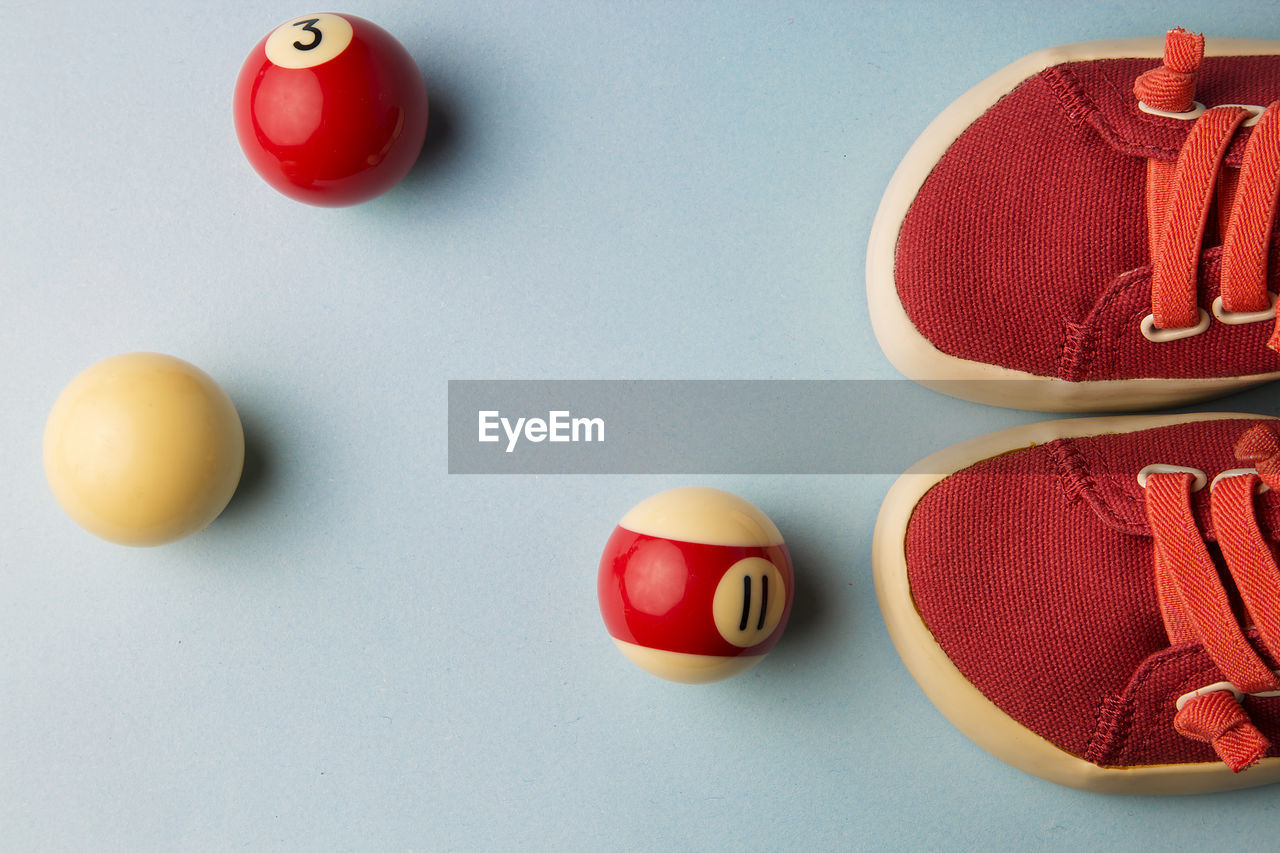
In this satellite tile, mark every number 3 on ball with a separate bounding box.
[263,14,353,69]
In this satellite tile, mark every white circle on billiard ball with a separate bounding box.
[712,557,787,647]
[265,14,354,69]
[618,486,784,547]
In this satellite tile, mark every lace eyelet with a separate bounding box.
[1138,100,1207,121]
[1176,673,1280,712]
[1140,308,1211,342]
[1214,103,1267,128]
[1137,464,1207,491]
[1176,680,1244,712]
[1211,292,1278,325]
[1210,467,1271,494]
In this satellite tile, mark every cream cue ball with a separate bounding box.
[43,353,245,546]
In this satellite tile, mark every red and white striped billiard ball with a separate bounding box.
[598,487,794,683]
[233,13,429,206]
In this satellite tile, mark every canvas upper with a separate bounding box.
[870,33,1280,409]
[876,414,1280,791]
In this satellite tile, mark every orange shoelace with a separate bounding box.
[1141,423,1280,771]
[1136,28,1280,347]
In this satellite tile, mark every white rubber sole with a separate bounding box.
[873,412,1280,793]
[866,37,1280,412]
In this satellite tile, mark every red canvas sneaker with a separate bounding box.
[874,413,1280,792]
[868,31,1280,411]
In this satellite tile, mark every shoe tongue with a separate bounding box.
[1050,422,1280,541]
[1041,55,1279,165]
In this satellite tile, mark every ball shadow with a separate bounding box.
[401,85,461,189]
[754,526,851,679]
[781,534,842,651]
[218,410,273,523]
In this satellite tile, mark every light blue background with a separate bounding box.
[5,2,1280,850]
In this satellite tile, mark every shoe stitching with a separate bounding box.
[1088,648,1280,768]
[1041,63,1096,126]
[1051,426,1280,542]
[1043,63,1185,159]
[1057,266,1149,382]
[1083,690,1129,764]
[1067,249,1280,382]
[1084,645,1213,766]
[1047,60,1260,164]
[1048,438,1092,506]
[1098,61,1197,137]
[1057,319,1096,381]
[1047,439,1150,533]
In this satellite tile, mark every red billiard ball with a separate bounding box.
[598,487,795,683]
[233,13,429,206]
